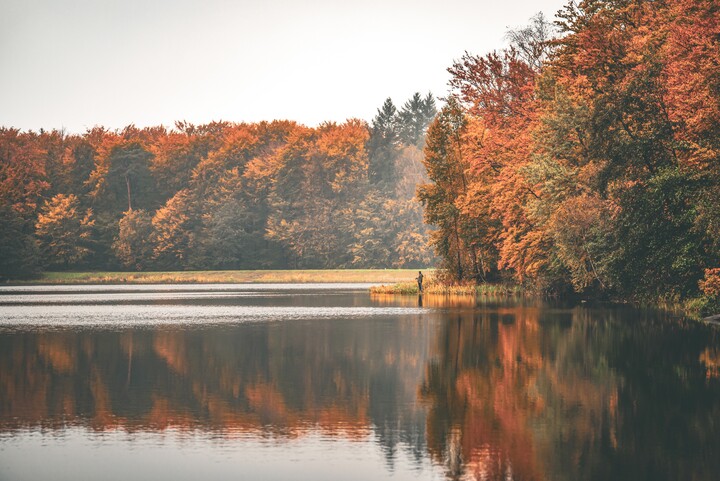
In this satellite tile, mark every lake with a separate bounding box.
[1,284,719,481]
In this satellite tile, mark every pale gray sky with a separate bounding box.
[0,0,568,133]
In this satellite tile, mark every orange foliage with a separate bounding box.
[699,268,720,297]
[0,128,49,215]
[425,0,720,298]
[37,336,76,374]
[661,0,720,169]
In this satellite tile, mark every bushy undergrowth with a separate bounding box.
[685,296,720,319]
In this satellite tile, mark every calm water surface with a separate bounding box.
[0,284,719,481]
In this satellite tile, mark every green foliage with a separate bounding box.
[195,198,279,269]
[398,92,437,148]
[104,142,158,212]
[0,205,41,279]
[611,168,708,300]
[113,209,154,270]
[368,99,399,188]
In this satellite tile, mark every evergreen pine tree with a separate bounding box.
[368,98,399,187]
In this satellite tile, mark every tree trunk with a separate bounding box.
[125,174,133,211]
[453,218,463,280]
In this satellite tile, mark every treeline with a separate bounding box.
[419,1,720,306]
[0,93,436,277]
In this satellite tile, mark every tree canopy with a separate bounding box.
[0,94,437,276]
[419,0,720,306]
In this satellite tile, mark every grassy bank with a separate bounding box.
[372,281,720,320]
[22,269,432,285]
[370,280,524,296]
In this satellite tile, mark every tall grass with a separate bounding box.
[370,278,524,296]
[370,282,419,294]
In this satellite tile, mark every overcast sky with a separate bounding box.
[0,0,568,133]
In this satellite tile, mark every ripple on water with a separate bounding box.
[0,283,379,293]
[0,304,427,330]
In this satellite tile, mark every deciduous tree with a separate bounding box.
[35,194,94,268]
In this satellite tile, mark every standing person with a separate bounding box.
[416,271,424,293]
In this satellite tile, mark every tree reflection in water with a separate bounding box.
[420,303,720,481]
[0,317,432,469]
[1,299,719,480]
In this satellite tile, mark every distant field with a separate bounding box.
[27,269,433,285]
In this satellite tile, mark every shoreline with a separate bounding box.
[5,271,717,321]
[371,281,720,321]
[7,269,432,285]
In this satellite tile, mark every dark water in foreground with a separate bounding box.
[0,284,719,481]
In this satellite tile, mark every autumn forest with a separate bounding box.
[2,0,720,309]
[0,94,437,275]
[421,0,720,308]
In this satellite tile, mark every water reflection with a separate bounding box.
[0,319,428,444]
[0,286,719,480]
[420,306,720,481]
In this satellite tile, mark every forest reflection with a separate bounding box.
[421,306,720,481]
[0,315,431,470]
[1,303,719,480]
